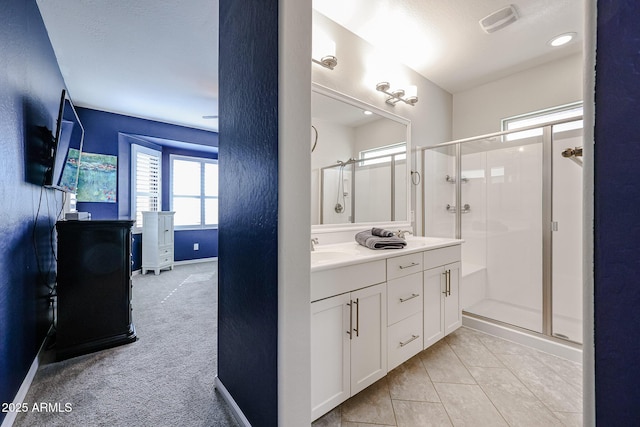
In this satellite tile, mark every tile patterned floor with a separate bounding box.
[312,327,582,427]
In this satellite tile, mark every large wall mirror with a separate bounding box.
[311,84,411,230]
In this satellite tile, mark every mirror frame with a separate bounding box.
[311,83,412,234]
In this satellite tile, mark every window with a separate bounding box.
[170,155,218,229]
[359,142,406,166]
[131,144,161,230]
[502,102,583,141]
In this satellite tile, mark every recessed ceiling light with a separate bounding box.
[363,110,373,115]
[548,32,576,47]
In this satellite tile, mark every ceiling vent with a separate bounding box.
[479,5,519,34]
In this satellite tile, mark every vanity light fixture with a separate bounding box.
[312,35,338,70]
[312,54,338,70]
[376,82,418,106]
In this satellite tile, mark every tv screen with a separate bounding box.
[45,89,84,193]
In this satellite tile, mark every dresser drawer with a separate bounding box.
[387,252,423,281]
[387,272,422,325]
[388,311,423,370]
[423,245,460,271]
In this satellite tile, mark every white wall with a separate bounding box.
[354,118,406,153]
[453,53,583,139]
[312,10,453,239]
[278,0,311,424]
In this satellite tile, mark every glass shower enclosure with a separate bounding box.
[421,118,583,344]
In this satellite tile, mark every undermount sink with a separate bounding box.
[311,251,352,263]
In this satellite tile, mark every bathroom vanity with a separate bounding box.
[310,236,463,420]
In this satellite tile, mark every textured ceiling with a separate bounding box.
[36,1,582,133]
[36,0,219,131]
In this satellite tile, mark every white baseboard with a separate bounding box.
[214,376,251,427]
[174,257,218,266]
[1,328,52,427]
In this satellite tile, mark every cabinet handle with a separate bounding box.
[347,301,353,340]
[446,270,451,296]
[353,298,359,337]
[442,271,448,295]
[399,262,419,270]
[399,293,420,303]
[399,334,420,347]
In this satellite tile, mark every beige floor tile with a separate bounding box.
[312,406,341,427]
[481,382,563,426]
[435,383,508,426]
[495,354,582,412]
[343,423,396,427]
[419,340,476,385]
[388,356,440,402]
[392,400,452,427]
[446,331,504,368]
[341,378,396,426]
[467,366,522,386]
[534,351,583,390]
[553,411,583,426]
[476,333,540,357]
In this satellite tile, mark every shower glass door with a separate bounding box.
[551,122,583,343]
[423,118,583,344]
[459,134,545,334]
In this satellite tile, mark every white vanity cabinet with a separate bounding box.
[423,245,462,348]
[311,282,387,420]
[386,252,424,370]
[141,211,175,275]
[310,238,462,421]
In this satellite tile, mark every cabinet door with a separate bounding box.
[443,262,462,335]
[311,293,351,420]
[350,283,387,395]
[423,266,445,349]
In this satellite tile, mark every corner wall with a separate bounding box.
[0,0,67,422]
[594,0,640,423]
[218,0,281,425]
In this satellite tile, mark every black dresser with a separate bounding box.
[55,220,137,360]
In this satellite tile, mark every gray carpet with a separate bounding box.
[14,261,240,427]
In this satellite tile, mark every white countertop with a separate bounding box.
[311,236,464,272]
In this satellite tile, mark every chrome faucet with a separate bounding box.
[396,230,413,239]
[311,238,319,251]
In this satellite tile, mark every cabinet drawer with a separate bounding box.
[387,273,422,325]
[387,252,423,281]
[388,311,423,370]
[311,260,386,302]
[423,245,460,271]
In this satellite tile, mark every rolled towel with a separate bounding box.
[371,227,395,237]
[355,230,407,250]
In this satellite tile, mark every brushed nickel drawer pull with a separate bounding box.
[399,262,419,270]
[399,293,420,303]
[399,334,420,347]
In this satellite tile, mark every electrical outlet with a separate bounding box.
[193,243,199,250]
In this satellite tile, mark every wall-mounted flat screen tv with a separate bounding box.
[45,89,84,193]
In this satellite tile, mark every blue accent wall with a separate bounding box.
[73,108,219,267]
[594,0,640,422]
[0,0,66,422]
[218,0,279,424]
